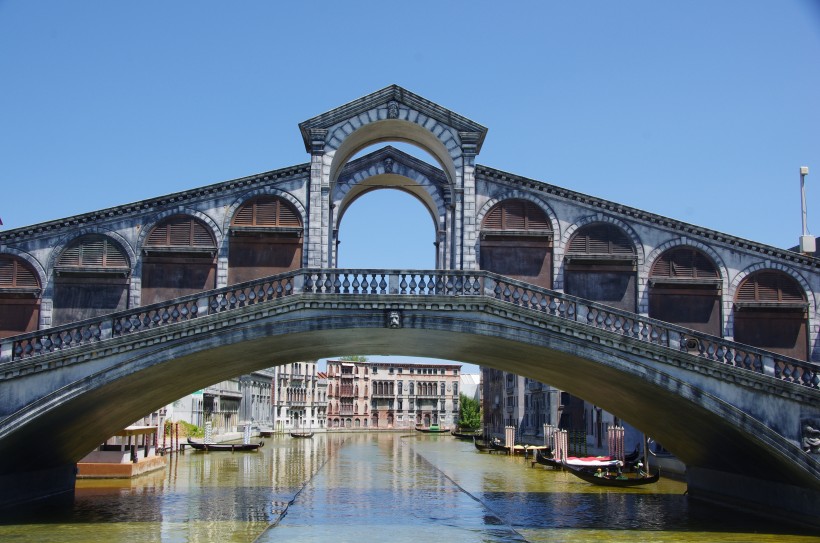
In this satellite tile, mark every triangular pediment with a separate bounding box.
[298,85,488,153]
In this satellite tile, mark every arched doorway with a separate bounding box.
[228,195,303,284]
[0,254,41,338]
[564,223,637,311]
[141,215,217,305]
[649,247,722,335]
[480,199,553,288]
[52,234,130,326]
[733,270,809,360]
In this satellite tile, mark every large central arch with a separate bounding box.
[299,85,487,270]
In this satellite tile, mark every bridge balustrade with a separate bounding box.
[1,269,818,390]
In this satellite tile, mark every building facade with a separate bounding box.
[326,360,462,430]
[271,361,326,432]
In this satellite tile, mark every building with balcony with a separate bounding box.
[326,359,462,430]
[271,361,326,432]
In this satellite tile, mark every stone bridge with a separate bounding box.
[1,85,820,525]
[1,269,819,523]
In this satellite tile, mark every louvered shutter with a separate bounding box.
[736,271,806,303]
[651,248,718,280]
[146,216,216,248]
[568,224,635,255]
[58,235,129,270]
[481,200,551,232]
[232,196,302,228]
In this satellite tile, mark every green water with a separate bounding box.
[0,433,816,542]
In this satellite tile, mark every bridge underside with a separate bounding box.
[1,299,819,525]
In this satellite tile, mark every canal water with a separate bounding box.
[0,433,816,542]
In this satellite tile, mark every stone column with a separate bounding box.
[460,133,480,271]
[307,128,328,268]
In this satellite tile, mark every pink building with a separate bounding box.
[325,360,462,430]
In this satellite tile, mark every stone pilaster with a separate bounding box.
[307,129,328,268]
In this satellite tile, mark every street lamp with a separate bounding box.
[799,166,815,254]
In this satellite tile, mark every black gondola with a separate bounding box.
[563,462,660,486]
[290,431,314,438]
[186,437,263,452]
[451,430,482,440]
[473,437,495,452]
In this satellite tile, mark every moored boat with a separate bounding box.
[451,429,482,440]
[290,431,314,438]
[186,437,263,452]
[563,462,660,486]
[416,424,449,433]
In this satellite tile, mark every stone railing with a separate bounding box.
[1,268,818,390]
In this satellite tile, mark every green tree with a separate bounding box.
[339,355,368,361]
[458,393,481,430]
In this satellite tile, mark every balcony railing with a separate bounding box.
[2,268,817,391]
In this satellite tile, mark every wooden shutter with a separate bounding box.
[651,248,719,280]
[0,256,40,289]
[146,216,216,248]
[481,200,551,232]
[58,235,129,270]
[232,196,302,228]
[568,223,635,255]
[736,271,805,303]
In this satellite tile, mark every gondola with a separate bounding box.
[473,437,495,452]
[563,462,660,486]
[415,425,449,433]
[451,429,482,440]
[290,431,314,438]
[535,448,562,468]
[186,437,263,452]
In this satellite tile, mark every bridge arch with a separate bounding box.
[222,191,306,284]
[643,241,728,336]
[475,195,559,289]
[44,230,135,326]
[730,266,815,360]
[0,248,47,294]
[555,215,646,291]
[0,251,44,338]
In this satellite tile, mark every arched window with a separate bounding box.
[0,255,41,338]
[142,215,217,305]
[52,235,130,326]
[565,223,637,311]
[228,196,304,284]
[648,247,722,335]
[733,271,808,360]
[480,199,553,288]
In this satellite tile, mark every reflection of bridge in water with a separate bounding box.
[1,85,819,526]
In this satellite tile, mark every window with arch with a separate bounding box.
[228,195,303,284]
[480,199,553,288]
[52,234,130,326]
[648,247,722,335]
[733,270,809,360]
[141,215,217,305]
[565,223,637,311]
[0,254,41,338]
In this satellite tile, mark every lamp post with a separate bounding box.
[799,166,815,254]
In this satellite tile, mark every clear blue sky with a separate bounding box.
[2,1,819,371]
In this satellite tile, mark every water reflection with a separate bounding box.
[0,433,816,542]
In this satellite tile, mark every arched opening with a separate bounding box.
[649,247,722,335]
[564,223,638,311]
[228,195,303,284]
[52,234,130,326]
[734,270,809,360]
[141,215,217,305]
[479,199,553,288]
[0,254,41,338]
[336,189,436,269]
